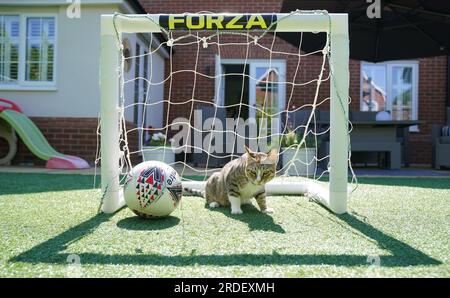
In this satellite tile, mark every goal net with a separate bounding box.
[98,11,354,214]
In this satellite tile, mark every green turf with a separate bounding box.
[0,172,449,277]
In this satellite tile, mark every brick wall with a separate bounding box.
[413,56,448,164]
[0,117,139,167]
[141,0,448,166]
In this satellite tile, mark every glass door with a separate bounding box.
[388,64,418,121]
[249,61,286,139]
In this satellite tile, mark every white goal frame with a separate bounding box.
[99,12,349,214]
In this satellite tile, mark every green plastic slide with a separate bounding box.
[0,109,89,169]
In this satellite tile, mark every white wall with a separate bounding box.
[0,4,165,124]
[122,33,166,129]
[146,46,165,129]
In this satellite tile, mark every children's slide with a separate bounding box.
[0,99,89,169]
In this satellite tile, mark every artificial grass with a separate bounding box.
[0,172,449,277]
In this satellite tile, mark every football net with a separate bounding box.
[98,11,355,215]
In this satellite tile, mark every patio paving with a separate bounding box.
[352,168,450,178]
[0,166,96,175]
[0,165,449,178]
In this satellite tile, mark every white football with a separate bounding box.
[123,161,182,218]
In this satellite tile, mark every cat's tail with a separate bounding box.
[183,187,205,198]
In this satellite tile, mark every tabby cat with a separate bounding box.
[185,146,277,214]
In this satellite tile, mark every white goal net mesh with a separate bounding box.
[99,11,356,200]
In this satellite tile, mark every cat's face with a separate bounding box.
[244,147,277,185]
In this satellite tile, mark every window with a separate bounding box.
[215,58,286,134]
[26,17,55,82]
[0,14,56,88]
[0,15,20,84]
[256,67,279,115]
[361,61,418,124]
[255,67,279,134]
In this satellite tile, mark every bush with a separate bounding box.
[271,130,320,149]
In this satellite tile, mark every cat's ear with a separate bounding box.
[267,148,278,157]
[267,148,278,162]
[245,146,256,160]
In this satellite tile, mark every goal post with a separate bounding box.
[100,16,123,214]
[99,12,350,214]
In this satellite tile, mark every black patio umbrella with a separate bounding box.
[278,0,450,62]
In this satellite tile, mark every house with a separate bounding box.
[0,0,168,165]
[0,0,447,168]
[139,0,448,166]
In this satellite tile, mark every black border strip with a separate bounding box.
[159,14,277,31]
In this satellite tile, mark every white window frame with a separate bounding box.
[214,57,286,132]
[0,13,57,91]
[360,60,419,131]
[134,37,148,151]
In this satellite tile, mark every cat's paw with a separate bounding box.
[231,208,243,215]
[209,202,219,208]
[262,208,274,214]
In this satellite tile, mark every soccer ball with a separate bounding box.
[123,161,182,218]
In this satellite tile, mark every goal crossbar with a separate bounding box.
[99,12,349,214]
